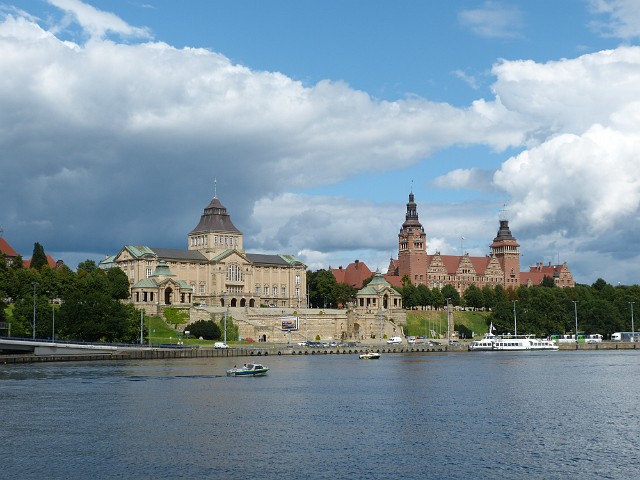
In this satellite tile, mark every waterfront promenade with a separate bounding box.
[1,340,637,364]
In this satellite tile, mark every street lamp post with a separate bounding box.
[140,309,144,345]
[224,291,228,344]
[573,301,578,345]
[630,302,636,342]
[446,298,451,345]
[32,282,37,340]
[51,301,55,342]
[513,300,517,336]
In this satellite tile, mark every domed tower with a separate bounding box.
[188,195,243,259]
[489,212,520,288]
[397,192,427,285]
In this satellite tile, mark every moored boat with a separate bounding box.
[468,334,496,351]
[226,363,269,376]
[491,335,558,351]
[359,351,381,360]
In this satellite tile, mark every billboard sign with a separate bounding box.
[281,316,299,331]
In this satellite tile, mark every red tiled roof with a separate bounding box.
[0,237,19,257]
[384,275,402,288]
[521,271,546,286]
[439,255,462,274]
[23,254,58,269]
[331,261,373,289]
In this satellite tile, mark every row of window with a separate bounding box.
[190,235,240,248]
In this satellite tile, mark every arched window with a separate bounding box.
[226,264,243,282]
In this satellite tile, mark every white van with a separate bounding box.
[386,336,403,345]
[214,342,228,349]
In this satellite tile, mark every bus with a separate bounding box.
[611,332,640,342]
[550,334,603,344]
[550,334,576,344]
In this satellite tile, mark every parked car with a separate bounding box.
[297,341,308,346]
[214,342,229,349]
[386,336,403,344]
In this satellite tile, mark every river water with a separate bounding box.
[2,351,639,479]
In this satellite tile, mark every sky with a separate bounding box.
[1,0,640,285]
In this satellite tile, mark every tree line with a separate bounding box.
[1,246,140,342]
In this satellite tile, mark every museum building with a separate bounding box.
[102,195,307,315]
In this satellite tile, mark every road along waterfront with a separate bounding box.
[2,350,639,479]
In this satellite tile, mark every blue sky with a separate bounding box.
[1,0,640,285]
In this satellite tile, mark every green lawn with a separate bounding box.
[405,310,490,339]
[145,316,252,347]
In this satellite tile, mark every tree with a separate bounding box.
[416,284,431,309]
[402,283,418,309]
[307,269,338,308]
[541,275,556,288]
[57,267,140,342]
[186,319,221,340]
[333,282,356,308]
[30,242,48,270]
[217,315,238,341]
[481,285,496,310]
[463,284,483,310]
[430,288,444,309]
[106,267,131,300]
[77,259,99,273]
[441,284,460,306]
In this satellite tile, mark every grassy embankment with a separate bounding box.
[404,310,491,339]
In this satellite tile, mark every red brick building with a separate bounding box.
[385,192,575,293]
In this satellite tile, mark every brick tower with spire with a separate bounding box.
[397,192,427,285]
[489,211,521,288]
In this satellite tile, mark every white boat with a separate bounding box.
[359,351,381,360]
[469,330,558,352]
[468,333,496,351]
[226,363,269,376]
[491,335,558,351]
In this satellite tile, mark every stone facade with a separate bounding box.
[188,272,407,343]
[106,195,307,316]
[387,192,575,293]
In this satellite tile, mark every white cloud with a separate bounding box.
[3,1,640,285]
[47,0,151,40]
[492,47,640,140]
[458,1,524,39]
[494,124,640,233]
[589,0,640,39]
[432,168,495,192]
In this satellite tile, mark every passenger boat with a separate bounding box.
[470,335,558,351]
[468,333,496,351]
[359,351,381,360]
[226,363,269,376]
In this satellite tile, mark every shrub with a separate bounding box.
[185,319,221,340]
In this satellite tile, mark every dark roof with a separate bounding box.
[190,197,241,235]
[401,192,424,230]
[151,248,209,262]
[492,219,518,243]
[246,253,292,266]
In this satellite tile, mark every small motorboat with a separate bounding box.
[226,363,269,376]
[359,351,381,360]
